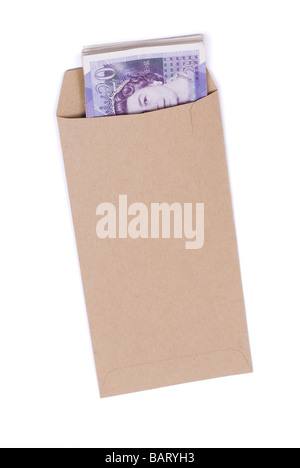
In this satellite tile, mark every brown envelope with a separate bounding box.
[57,68,252,398]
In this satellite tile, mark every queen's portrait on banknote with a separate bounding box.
[112,71,193,114]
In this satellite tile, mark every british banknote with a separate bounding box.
[82,35,207,118]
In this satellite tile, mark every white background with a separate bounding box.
[0,0,299,449]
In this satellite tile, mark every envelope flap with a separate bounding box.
[57,68,217,119]
[101,349,252,398]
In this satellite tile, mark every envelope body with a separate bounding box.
[57,68,252,397]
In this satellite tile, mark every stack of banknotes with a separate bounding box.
[82,34,207,118]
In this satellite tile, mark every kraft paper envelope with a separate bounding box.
[57,68,252,398]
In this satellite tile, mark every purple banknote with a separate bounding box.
[82,35,207,117]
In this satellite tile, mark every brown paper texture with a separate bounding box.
[57,68,252,397]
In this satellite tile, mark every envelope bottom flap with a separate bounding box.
[100,348,253,398]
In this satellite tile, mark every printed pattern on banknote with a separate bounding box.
[83,45,207,117]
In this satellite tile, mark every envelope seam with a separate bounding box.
[100,347,252,395]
